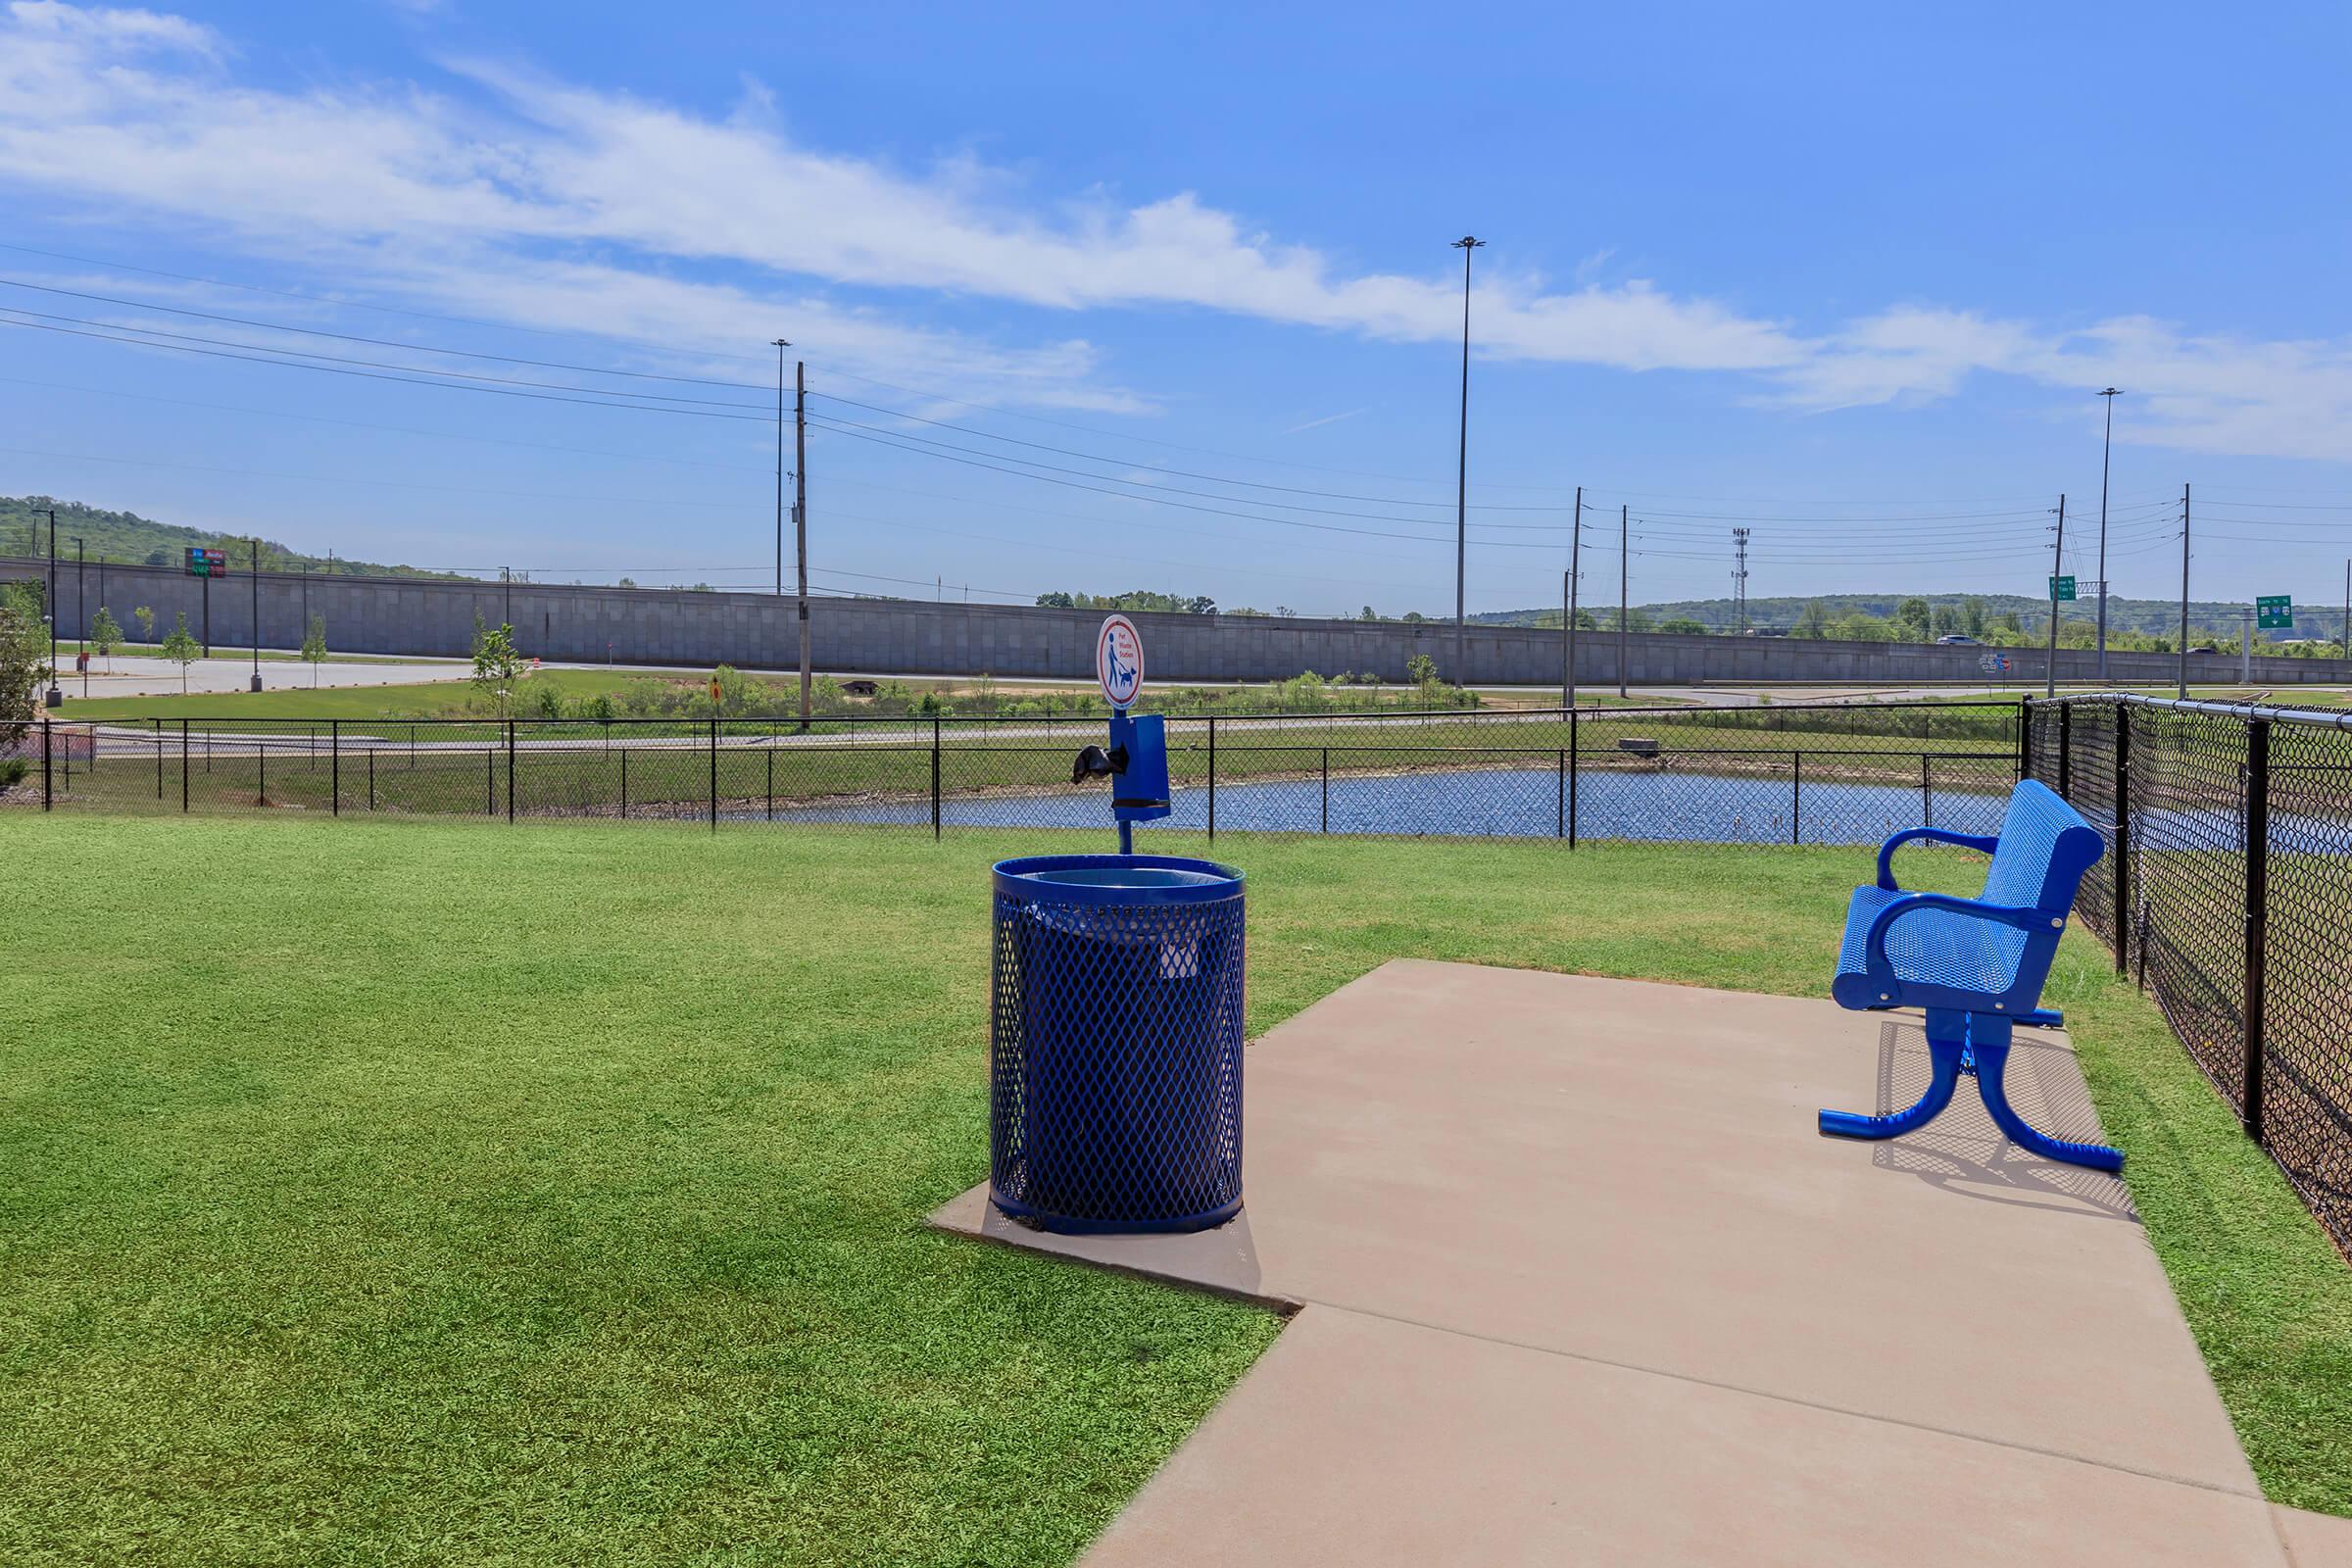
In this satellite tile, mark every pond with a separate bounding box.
[762,762,2014,846]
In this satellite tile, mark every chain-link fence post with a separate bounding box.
[709,717,718,832]
[2112,702,2131,975]
[1791,751,1802,845]
[507,719,516,824]
[1206,715,1216,842]
[41,718,51,809]
[1568,708,1579,848]
[331,719,340,816]
[2243,715,2271,1144]
[180,719,188,811]
[2017,696,2032,782]
[2057,701,2073,800]
[931,715,941,841]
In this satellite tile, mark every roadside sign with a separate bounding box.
[2257,595,2293,630]
[1979,652,2013,675]
[185,547,227,577]
[2048,575,2077,602]
[1096,613,1144,709]
[709,676,723,702]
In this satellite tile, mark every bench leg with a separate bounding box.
[1818,1029,1964,1142]
[1967,1017,2126,1172]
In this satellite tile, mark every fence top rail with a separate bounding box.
[2035,691,2352,731]
[76,698,2027,730]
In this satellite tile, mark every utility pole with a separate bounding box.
[2178,483,2191,700]
[2096,388,2121,678]
[250,537,264,692]
[795,358,810,730]
[1450,234,1484,686]
[2342,559,2349,666]
[772,338,791,600]
[1617,504,1630,700]
[42,510,60,707]
[1565,485,1582,709]
[2044,495,2066,697]
[1731,527,1751,635]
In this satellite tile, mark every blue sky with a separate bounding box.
[0,0,2347,620]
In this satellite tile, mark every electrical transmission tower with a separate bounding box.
[1731,527,1751,635]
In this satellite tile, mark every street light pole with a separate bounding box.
[1450,235,1484,687]
[2095,388,2121,679]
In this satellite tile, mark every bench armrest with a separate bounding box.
[1864,893,2063,995]
[1876,827,2003,890]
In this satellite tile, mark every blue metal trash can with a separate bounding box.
[989,855,1246,1233]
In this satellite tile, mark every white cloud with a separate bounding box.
[0,2,2347,462]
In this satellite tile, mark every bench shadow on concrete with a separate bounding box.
[1867,1019,2136,1221]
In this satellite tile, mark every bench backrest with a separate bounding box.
[1980,779,2105,914]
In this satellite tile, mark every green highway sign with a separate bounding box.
[2257,595,2293,630]
[2048,574,2077,602]
[184,547,227,577]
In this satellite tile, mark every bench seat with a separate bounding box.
[1832,884,2030,1012]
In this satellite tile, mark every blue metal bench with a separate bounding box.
[1818,778,2124,1171]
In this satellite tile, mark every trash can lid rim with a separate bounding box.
[994,854,1244,905]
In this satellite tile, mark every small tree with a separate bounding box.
[301,613,328,687]
[132,605,155,644]
[470,616,526,716]
[162,613,201,694]
[2,579,50,744]
[90,607,123,672]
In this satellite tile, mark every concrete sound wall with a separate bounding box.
[5,556,2345,689]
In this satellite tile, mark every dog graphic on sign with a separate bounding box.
[1097,614,1144,709]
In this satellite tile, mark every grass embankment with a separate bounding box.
[3,816,2348,1565]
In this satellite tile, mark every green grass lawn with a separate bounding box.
[4,816,2348,1566]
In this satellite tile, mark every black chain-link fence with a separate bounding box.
[2031,694,2352,1258]
[7,701,2023,852]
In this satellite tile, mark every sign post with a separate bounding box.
[1087,613,1166,855]
[186,547,225,656]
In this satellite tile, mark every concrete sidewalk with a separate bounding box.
[935,960,2341,1565]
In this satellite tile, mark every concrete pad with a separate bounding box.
[933,959,2254,1493]
[2278,1506,2352,1567]
[1080,1305,2287,1568]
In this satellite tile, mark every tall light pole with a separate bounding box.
[1450,235,1484,686]
[2095,388,2121,679]
[771,338,792,601]
[795,356,810,730]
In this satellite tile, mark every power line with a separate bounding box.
[0,277,769,391]
[0,239,776,364]
[0,314,769,421]
[0,305,769,409]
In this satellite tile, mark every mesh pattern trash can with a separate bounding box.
[990,855,1246,1233]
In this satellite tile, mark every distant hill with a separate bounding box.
[1472,591,2340,645]
[2,496,470,581]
